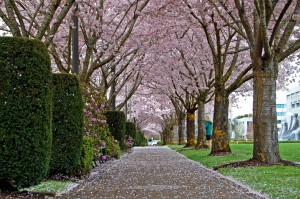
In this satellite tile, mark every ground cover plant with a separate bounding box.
[169,143,300,199]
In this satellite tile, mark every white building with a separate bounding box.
[286,87,300,116]
[232,103,287,140]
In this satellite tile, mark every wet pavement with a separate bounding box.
[58,146,267,199]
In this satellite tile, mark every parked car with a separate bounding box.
[148,140,161,146]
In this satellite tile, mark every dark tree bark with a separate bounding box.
[210,85,231,155]
[185,109,196,147]
[171,97,186,145]
[177,112,185,145]
[252,60,280,164]
[195,99,207,149]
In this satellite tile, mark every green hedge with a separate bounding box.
[77,136,94,175]
[0,37,52,189]
[49,74,84,177]
[126,121,136,139]
[135,129,147,146]
[105,111,126,150]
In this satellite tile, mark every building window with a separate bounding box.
[276,104,286,108]
[292,104,296,108]
[277,120,281,124]
[277,112,285,116]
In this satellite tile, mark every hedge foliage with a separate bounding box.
[0,37,52,189]
[126,121,136,139]
[105,111,126,150]
[78,136,94,175]
[135,129,147,146]
[49,74,84,177]
[103,135,121,159]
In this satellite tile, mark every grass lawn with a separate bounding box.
[21,180,75,195]
[168,143,300,199]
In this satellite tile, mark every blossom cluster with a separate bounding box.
[83,89,109,157]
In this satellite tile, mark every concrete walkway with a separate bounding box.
[58,146,267,199]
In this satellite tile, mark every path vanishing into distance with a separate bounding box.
[58,146,267,199]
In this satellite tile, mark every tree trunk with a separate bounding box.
[162,130,167,145]
[177,112,185,145]
[210,86,231,155]
[252,61,280,164]
[185,109,196,147]
[195,100,207,149]
[169,126,174,144]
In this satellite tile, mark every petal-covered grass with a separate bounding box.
[220,166,300,199]
[21,180,75,194]
[168,143,300,199]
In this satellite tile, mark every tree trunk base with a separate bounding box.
[209,151,232,156]
[184,144,195,148]
[213,158,299,170]
[195,144,209,150]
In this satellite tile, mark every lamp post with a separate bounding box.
[72,3,79,75]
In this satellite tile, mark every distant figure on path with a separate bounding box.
[205,115,213,148]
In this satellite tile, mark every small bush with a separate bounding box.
[135,129,147,146]
[105,111,126,150]
[0,37,52,189]
[81,85,109,159]
[104,135,121,159]
[157,141,163,146]
[126,121,136,139]
[49,74,84,177]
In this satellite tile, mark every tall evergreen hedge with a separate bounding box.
[126,121,136,139]
[78,136,94,175]
[105,111,126,150]
[135,129,147,146]
[49,73,84,176]
[0,37,52,189]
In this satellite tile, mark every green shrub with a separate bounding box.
[81,85,109,159]
[279,141,300,143]
[0,37,52,189]
[157,141,163,146]
[135,129,147,146]
[49,74,84,177]
[104,135,121,159]
[77,136,94,175]
[230,140,253,144]
[105,111,126,150]
[126,121,136,139]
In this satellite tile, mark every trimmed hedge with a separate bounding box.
[135,129,147,146]
[126,121,136,139]
[105,111,126,150]
[78,136,94,175]
[0,37,52,189]
[49,74,84,176]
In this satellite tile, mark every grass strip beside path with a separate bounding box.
[21,180,75,196]
[168,143,300,199]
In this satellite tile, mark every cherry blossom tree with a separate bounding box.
[182,0,253,155]
[0,0,74,45]
[175,29,215,149]
[49,0,150,80]
[209,0,300,164]
[170,97,186,145]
